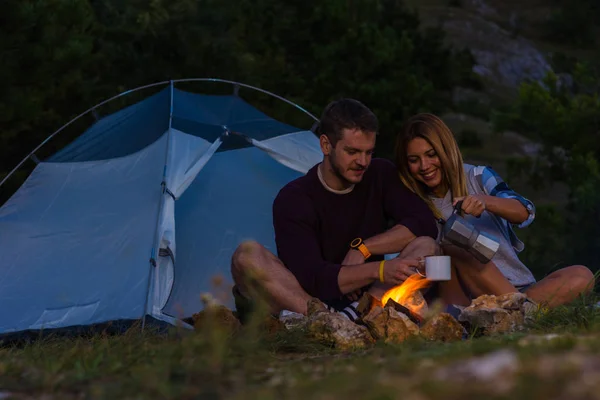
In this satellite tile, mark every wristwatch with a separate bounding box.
[350,238,371,260]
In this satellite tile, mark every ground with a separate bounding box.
[1,294,599,399]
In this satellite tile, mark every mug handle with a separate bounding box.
[415,259,426,278]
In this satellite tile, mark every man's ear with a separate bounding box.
[320,134,332,155]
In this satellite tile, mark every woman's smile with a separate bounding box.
[421,169,438,181]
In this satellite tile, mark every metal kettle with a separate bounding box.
[440,200,500,264]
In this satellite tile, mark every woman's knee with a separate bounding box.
[569,265,596,293]
[547,265,596,294]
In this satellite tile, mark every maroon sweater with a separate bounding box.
[272,158,437,305]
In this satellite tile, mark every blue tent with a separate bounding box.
[0,80,322,336]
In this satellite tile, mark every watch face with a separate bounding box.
[350,238,362,248]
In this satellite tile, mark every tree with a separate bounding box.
[0,0,477,203]
[493,65,600,274]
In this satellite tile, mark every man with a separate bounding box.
[231,98,439,321]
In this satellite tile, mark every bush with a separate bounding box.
[0,0,478,198]
[543,1,599,47]
[492,67,600,276]
[457,129,483,148]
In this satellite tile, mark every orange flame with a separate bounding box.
[381,274,431,315]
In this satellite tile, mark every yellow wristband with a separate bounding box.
[379,260,385,283]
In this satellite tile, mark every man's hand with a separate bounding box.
[381,258,421,286]
[342,248,366,266]
[453,195,486,218]
[341,249,368,300]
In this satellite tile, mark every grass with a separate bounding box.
[2,293,600,399]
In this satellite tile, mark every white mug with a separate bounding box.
[416,256,451,281]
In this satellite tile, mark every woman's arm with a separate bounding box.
[455,166,535,227]
[476,195,529,225]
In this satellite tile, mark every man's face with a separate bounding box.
[322,128,376,186]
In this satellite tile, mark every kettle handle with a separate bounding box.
[453,200,464,215]
[452,199,482,218]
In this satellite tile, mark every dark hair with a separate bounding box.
[315,98,378,145]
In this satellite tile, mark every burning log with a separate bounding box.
[384,298,422,325]
[381,274,431,321]
[305,298,375,350]
[458,292,534,335]
[420,312,466,342]
[356,292,378,316]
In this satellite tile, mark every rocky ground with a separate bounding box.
[2,291,600,399]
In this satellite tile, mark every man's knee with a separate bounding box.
[231,240,267,278]
[407,236,440,257]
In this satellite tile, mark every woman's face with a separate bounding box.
[406,137,443,191]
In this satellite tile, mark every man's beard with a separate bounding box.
[330,152,355,188]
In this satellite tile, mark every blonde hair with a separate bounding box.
[393,113,468,220]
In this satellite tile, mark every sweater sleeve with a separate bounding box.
[379,160,438,239]
[272,187,343,301]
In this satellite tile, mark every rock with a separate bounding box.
[259,315,287,336]
[362,306,419,344]
[192,305,241,333]
[278,310,308,331]
[479,292,527,309]
[304,297,375,350]
[307,297,328,316]
[356,292,378,316]
[385,307,420,344]
[458,292,531,334]
[306,311,375,351]
[420,313,466,342]
[362,306,387,340]
[430,0,553,90]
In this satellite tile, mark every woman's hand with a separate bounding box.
[453,195,486,217]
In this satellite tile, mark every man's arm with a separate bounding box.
[360,160,438,257]
[274,186,414,296]
[362,224,417,256]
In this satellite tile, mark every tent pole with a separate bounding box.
[172,78,319,122]
[142,80,175,331]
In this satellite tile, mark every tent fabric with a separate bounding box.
[148,129,223,317]
[0,85,322,335]
[48,87,303,163]
[0,134,168,333]
[162,144,308,317]
[47,88,171,163]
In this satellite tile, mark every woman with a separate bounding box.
[394,113,595,308]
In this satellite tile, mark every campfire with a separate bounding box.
[381,274,432,320]
[191,268,537,351]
